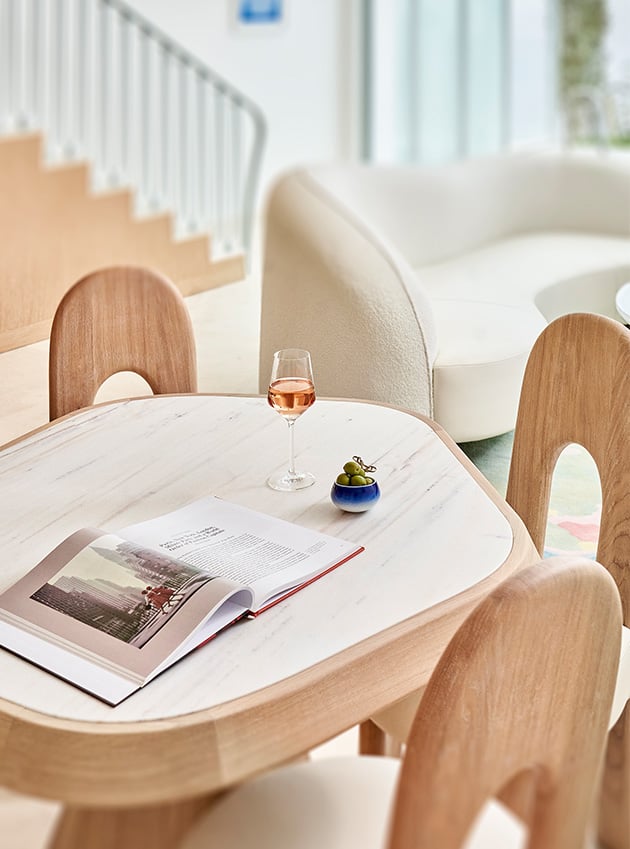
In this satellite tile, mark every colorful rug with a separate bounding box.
[460,432,602,558]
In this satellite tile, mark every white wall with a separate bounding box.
[127,0,359,198]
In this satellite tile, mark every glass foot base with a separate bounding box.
[267,471,316,492]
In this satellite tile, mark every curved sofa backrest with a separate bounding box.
[308,153,630,267]
[259,168,438,415]
[259,152,629,421]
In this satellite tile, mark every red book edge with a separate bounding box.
[251,545,365,616]
[193,545,365,649]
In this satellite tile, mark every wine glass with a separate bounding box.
[266,349,316,491]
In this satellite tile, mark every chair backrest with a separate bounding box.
[49,266,197,420]
[505,313,630,623]
[388,556,621,849]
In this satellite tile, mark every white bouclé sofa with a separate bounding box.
[259,152,630,442]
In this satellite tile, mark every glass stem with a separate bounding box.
[287,420,296,478]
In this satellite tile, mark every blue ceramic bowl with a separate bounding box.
[330,480,380,512]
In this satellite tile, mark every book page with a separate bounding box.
[120,496,362,610]
[0,528,252,682]
[0,496,361,703]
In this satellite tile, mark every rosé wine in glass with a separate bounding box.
[267,377,316,420]
[266,350,316,491]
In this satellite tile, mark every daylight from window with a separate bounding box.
[367,0,629,163]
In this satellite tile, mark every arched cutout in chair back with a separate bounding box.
[506,313,630,623]
[49,266,198,421]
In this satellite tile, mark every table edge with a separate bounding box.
[0,394,537,804]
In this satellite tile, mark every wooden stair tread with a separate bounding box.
[180,255,247,295]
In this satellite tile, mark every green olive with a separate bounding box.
[350,474,368,486]
[343,461,363,476]
[336,473,351,485]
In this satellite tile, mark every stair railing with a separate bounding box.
[0,0,266,260]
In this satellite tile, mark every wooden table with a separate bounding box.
[0,395,536,849]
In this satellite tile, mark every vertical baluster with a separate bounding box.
[225,94,236,251]
[13,0,26,128]
[230,98,242,252]
[108,3,120,183]
[6,0,16,129]
[64,0,76,156]
[54,0,65,153]
[187,69,197,232]
[128,17,140,200]
[215,86,225,252]
[187,70,197,231]
[139,26,150,207]
[48,0,62,152]
[170,53,181,226]
[30,0,43,128]
[99,1,112,181]
[76,0,89,155]
[178,59,189,233]
[144,33,154,205]
[0,1,8,130]
[197,74,207,233]
[40,0,51,142]
[146,38,158,207]
[87,0,98,170]
[160,43,171,209]
[223,95,232,251]
[119,12,130,183]
[205,80,216,241]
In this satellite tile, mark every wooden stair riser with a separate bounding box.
[0,133,245,351]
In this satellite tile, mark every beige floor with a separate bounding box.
[0,731,360,849]
[0,275,359,848]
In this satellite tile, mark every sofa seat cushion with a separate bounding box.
[430,300,545,442]
[413,232,630,441]
[418,232,630,315]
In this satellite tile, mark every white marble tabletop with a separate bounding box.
[0,395,518,725]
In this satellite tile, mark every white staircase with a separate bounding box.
[0,0,266,351]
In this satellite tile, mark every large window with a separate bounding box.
[510,0,557,146]
[366,0,558,163]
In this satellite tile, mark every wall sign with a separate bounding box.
[238,1,284,25]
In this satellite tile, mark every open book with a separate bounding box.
[0,496,363,705]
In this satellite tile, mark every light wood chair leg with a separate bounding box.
[49,797,210,849]
[600,702,630,849]
[359,719,387,755]
[359,720,402,757]
[384,735,403,758]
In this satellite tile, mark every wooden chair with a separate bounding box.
[505,312,630,849]
[49,266,197,420]
[177,556,621,849]
[364,314,630,761]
